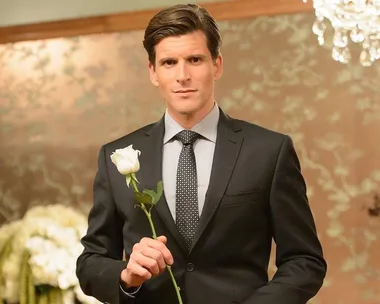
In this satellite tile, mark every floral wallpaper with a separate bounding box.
[1,12,380,303]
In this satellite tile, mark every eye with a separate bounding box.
[190,57,202,64]
[163,59,176,66]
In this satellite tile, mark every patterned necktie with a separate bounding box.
[175,130,200,250]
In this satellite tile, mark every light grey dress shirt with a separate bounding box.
[162,103,219,220]
[121,103,219,296]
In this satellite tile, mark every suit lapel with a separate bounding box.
[191,110,243,251]
[138,118,188,254]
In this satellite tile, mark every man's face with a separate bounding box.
[148,30,223,122]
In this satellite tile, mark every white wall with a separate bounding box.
[0,0,219,27]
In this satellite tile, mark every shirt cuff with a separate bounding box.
[119,283,142,298]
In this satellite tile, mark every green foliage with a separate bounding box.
[134,181,163,207]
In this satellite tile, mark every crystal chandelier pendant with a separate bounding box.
[303,0,380,66]
[360,49,374,66]
[332,46,352,63]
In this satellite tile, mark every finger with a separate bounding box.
[141,247,166,272]
[133,242,166,272]
[157,235,167,244]
[140,237,173,265]
[127,260,152,280]
[133,251,160,276]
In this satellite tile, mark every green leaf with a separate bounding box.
[126,175,131,187]
[36,284,52,294]
[134,192,153,205]
[143,189,158,205]
[141,181,164,205]
[156,181,163,202]
[131,172,139,183]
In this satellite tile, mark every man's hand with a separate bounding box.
[120,236,174,288]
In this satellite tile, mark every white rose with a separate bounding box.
[110,145,141,175]
[4,280,19,303]
[75,285,102,304]
[58,272,76,290]
[62,290,75,304]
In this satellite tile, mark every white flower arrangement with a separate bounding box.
[0,204,101,304]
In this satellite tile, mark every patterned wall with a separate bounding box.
[1,12,380,303]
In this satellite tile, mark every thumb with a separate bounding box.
[157,235,167,244]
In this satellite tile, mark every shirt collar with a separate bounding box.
[164,103,219,144]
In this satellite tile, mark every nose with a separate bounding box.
[176,62,190,83]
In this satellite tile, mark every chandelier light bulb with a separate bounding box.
[302,0,380,66]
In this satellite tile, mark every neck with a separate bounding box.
[169,102,214,129]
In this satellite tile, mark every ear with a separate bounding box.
[213,55,223,80]
[148,62,159,87]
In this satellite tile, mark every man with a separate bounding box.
[76,4,327,304]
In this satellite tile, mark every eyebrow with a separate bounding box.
[158,54,207,65]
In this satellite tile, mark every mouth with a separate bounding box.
[173,89,197,94]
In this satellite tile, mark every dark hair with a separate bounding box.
[143,4,221,66]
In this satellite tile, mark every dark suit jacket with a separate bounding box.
[76,109,327,304]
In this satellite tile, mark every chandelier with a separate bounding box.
[303,0,380,66]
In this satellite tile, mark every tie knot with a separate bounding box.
[175,130,200,145]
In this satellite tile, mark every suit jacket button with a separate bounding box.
[186,263,195,272]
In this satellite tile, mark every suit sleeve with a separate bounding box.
[76,146,135,304]
[242,136,327,304]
